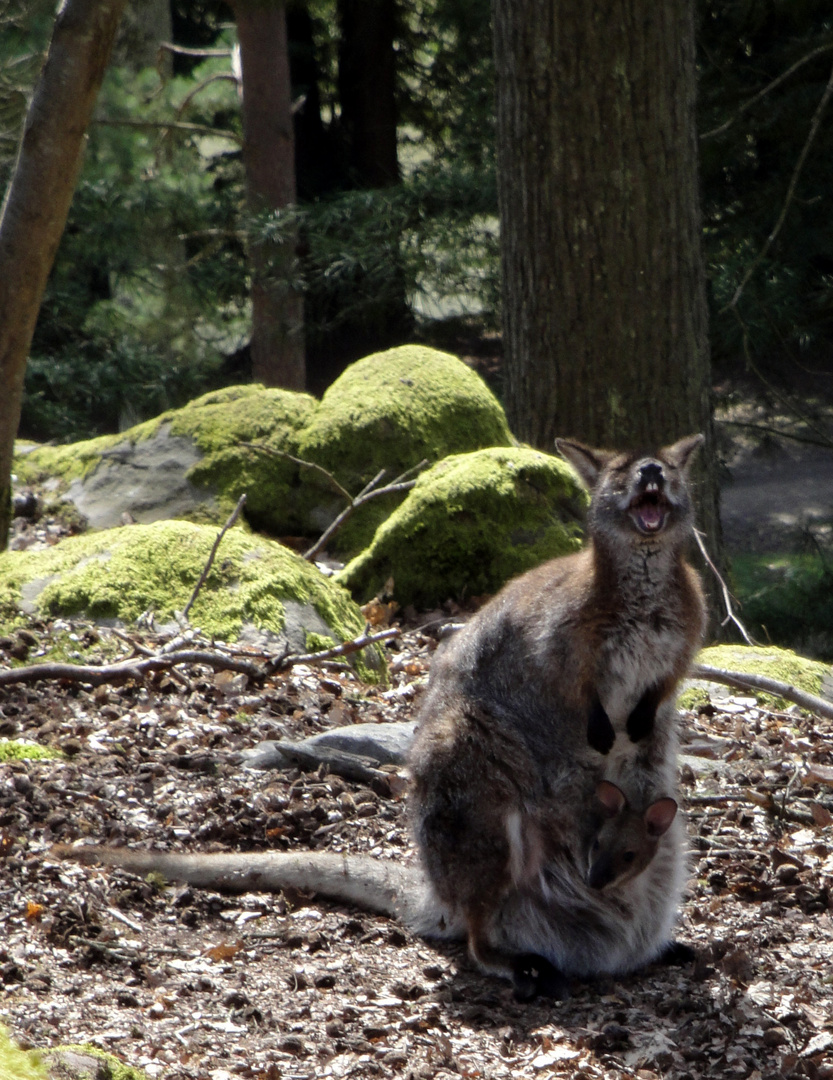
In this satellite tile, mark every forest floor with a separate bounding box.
[3,397,833,1080]
[2,614,833,1080]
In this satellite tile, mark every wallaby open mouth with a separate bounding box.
[629,481,669,534]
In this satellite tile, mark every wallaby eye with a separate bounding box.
[623,851,636,864]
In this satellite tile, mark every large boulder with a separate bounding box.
[684,644,833,710]
[337,446,588,609]
[14,346,515,558]
[0,520,383,680]
[295,344,515,552]
[14,385,318,535]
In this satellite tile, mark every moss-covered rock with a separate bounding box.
[14,348,514,558]
[0,741,62,762]
[0,1026,47,1080]
[14,385,317,534]
[337,446,588,608]
[46,1044,148,1080]
[296,345,515,553]
[0,521,383,680]
[683,644,832,710]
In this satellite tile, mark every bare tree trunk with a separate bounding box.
[0,0,125,551]
[492,0,722,568]
[338,0,399,188]
[232,0,305,390]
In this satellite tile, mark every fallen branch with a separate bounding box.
[183,493,247,619]
[691,663,833,720]
[271,627,400,672]
[0,627,398,689]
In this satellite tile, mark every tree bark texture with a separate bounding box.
[492,0,722,560]
[232,1,305,390]
[338,0,399,188]
[0,0,126,551]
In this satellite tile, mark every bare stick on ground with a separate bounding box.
[240,443,428,559]
[183,493,247,620]
[0,627,399,690]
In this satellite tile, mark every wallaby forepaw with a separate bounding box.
[511,953,570,1002]
[657,941,696,966]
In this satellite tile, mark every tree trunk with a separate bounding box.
[337,0,399,188]
[232,0,305,390]
[0,0,125,552]
[492,0,722,565]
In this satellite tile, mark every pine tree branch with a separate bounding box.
[723,58,833,313]
[701,41,833,140]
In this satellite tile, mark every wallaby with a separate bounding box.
[586,780,678,891]
[406,434,706,997]
[55,435,706,1001]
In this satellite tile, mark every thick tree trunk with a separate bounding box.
[232,1,305,390]
[492,0,722,566]
[0,0,125,551]
[338,0,399,188]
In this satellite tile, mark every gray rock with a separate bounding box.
[63,423,215,529]
[240,721,418,771]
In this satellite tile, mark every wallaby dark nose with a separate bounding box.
[639,463,663,486]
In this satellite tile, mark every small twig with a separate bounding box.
[700,41,833,141]
[692,528,755,645]
[175,72,238,123]
[691,663,833,720]
[717,420,833,450]
[90,117,243,146]
[240,443,352,501]
[159,43,234,58]
[183,494,247,620]
[240,443,429,560]
[273,627,399,672]
[105,906,144,933]
[723,58,833,312]
[303,461,428,562]
[730,310,833,448]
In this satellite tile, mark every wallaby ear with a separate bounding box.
[555,439,617,490]
[661,434,704,472]
[644,797,678,837]
[595,780,626,818]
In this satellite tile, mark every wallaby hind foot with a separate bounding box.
[511,954,571,1002]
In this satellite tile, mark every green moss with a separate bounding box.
[305,632,337,653]
[297,345,515,554]
[0,1026,47,1080]
[683,644,832,709]
[0,741,62,761]
[0,521,383,681]
[13,385,318,535]
[48,1045,147,1080]
[165,385,318,532]
[730,553,833,660]
[337,446,588,609]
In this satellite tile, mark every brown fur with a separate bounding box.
[408,435,706,994]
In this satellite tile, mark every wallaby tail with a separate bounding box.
[51,844,434,929]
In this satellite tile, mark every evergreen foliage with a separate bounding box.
[698,2,833,376]
[2,0,832,440]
